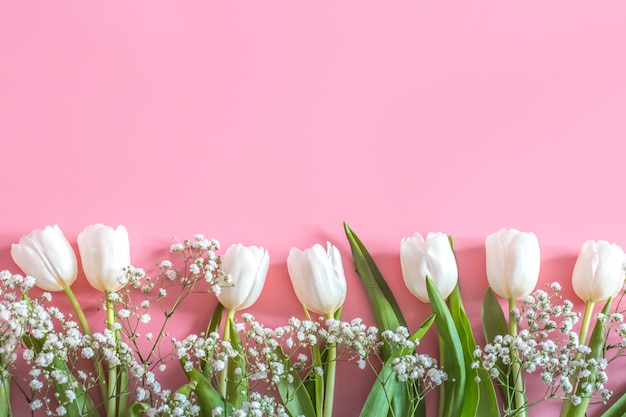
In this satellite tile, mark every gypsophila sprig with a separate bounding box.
[112,235,225,375]
[475,285,615,415]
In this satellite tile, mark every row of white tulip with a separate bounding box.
[402,228,624,305]
[6,224,626,417]
[11,225,625,314]
[11,224,130,294]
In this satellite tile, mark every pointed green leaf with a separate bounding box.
[208,303,225,335]
[449,285,498,417]
[188,369,233,416]
[23,334,99,417]
[344,222,406,358]
[273,346,316,417]
[359,359,398,417]
[426,276,465,417]
[481,288,508,344]
[482,286,517,407]
[122,401,150,417]
[202,304,225,377]
[391,380,411,417]
[410,314,436,343]
[601,392,626,417]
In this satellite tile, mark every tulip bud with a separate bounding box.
[572,240,625,303]
[77,224,131,293]
[11,225,78,292]
[485,228,540,301]
[217,244,270,311]
[400,232,458,303]
[287,242,347,316]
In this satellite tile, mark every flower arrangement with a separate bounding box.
[1,222,626,417]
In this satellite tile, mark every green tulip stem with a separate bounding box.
[578,300,596,348]
[105,293,119,417]
[220,309,236,400]
[508,298,527,417]
[303,305,324,417]
[63,285,108,402]
[63,286,92,335]
[323,312,338,417]
[559,300,597,417]
[0,372,12,417]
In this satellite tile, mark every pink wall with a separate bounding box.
[2,1,626,415]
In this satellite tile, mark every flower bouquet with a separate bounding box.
[1,222,626,416]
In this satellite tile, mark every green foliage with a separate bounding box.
[344,222,406,355]
[274,346,317,417]
[344,222,425,417]
[564,299,612,417]
[226,316,248,408]
[0,375,10,417]
[449,285,498,416]
[426,277,466,417]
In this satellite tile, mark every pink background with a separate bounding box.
[2,2,626,415]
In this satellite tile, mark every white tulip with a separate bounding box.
[77,224,131,293]
[11,225,78,292]
[400,232,458,303]
[485,228,540,301]
[218,244,270,311]
[287,242,347,316]
[572,240,625,303]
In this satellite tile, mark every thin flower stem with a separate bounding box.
[578,300,596,347]
[220,309,236,399]
[62,286,108,402]
[0,373,12,417]
[63,286,92,335]
[508,298,528,417]
[323,313,337,417]
[559,300,596,417]
[106,293,118,417]
[304,306,324,417]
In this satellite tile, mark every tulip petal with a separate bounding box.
[505,232,540,300]
[486,228,539,301]
[219,244,269,311]
[573,240,624,303]
[78,224,130,293]
[401,232,458,303]
[11,225,77,292]
[287,243,347,315]
[11,244,64,291]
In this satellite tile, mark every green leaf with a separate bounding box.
[203,303,225,377]
[208,303,225,335]
[121,401,150,417]
[346,222,430,416]
[426,276,465,417]
[359,358,398,417]
[188,369,233,417]
[0,375,10,417]
[344,222,406,358]
[391,380,411,417]
[481,288,508,349]
[274,346,316,417]
[23,334,99,417]
[410,314,436,343]
[601,392,626,417]
[226,317,248,407]
[482,287,516,408]
[449,284,498,417]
